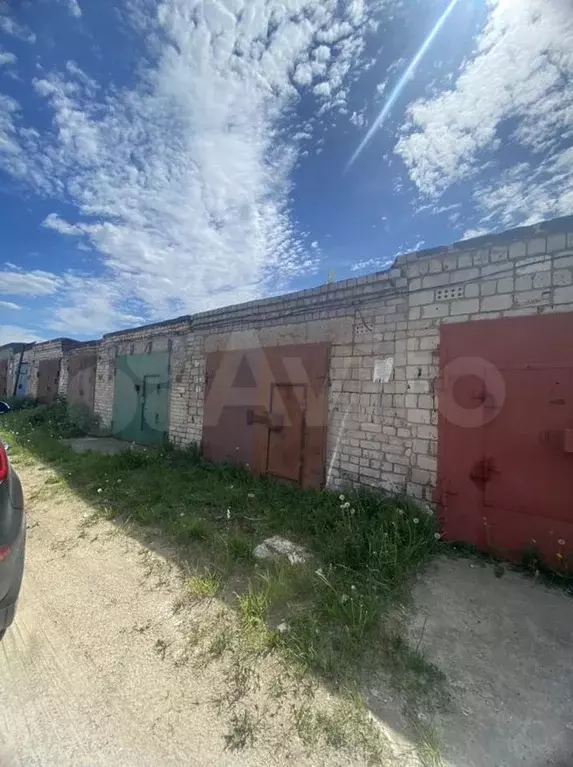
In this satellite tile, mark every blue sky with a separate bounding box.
[1,0,572,343]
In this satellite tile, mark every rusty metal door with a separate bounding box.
[266,384,306,482]
[438,313,573,567]
[37,358,61,404]
[202,343,329,489]
[0,360,8,398]
[67,353,96,409]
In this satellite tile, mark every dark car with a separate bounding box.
[0,436,25,640]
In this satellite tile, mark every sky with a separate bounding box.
[0,0,572,344]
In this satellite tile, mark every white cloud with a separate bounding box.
[0,326,43,345]
[0,300,20,310]
[0,268,61,297]
[64,0,82,18]
[313,81,332,98]
[313,45,331,62]
[396,0,573,227]
[42,213,83,236]
[0,16,36,43]
[0,0,390,335]
[0,51,16,66]
[462,228,489,241]
[293,63,314,87]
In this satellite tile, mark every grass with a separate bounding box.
[185,570,221,599]
[1,403,448,763]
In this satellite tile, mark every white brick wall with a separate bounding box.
[9,216,572,503]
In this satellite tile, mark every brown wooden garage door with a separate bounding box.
[67,353,97,410]
[202,343,329,489]
[438,313,573,568]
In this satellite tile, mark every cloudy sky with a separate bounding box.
[1,0,572,344]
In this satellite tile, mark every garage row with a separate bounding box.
[2,214,573,567]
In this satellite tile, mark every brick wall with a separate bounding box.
[14,214,573,502]
[177,216,573,501]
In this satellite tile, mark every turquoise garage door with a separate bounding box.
[112,352,170,445]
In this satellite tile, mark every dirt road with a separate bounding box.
[0,464,255,766]
[0,461,415,767]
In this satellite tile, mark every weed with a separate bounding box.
[224,709,258,750]
[185,571,220,599]
[226,534,254,563]
[238,586,270,626]
[176,517,210,543]
[294,696,388,764]
[208,628,232,659]
[224,658,260,704]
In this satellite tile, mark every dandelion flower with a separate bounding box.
[351,584,356,591]
[434,532,441,540]
[97,488,102,494]
[339,494,345,502]
[398,508,404,516]
[341,501,351,510]
[558,539,566,546]
[247,493,255,499]
[226,508,231,520]
[413,518,419,525]
[350,508,356,515]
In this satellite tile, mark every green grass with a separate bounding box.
[185,570,221,598]
[1,404,447,762]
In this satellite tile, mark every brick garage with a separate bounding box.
[93,316,193,441]
[81,215,573,504]
[169,215,573,505]
[28,338,82,403]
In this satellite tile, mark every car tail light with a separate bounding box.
[0,545,10,563]
[0,442,7,484]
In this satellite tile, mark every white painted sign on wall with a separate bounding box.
[373,357,394,384]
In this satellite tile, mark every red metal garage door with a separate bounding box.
[202,343,329,489]
[438,313,573,568]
